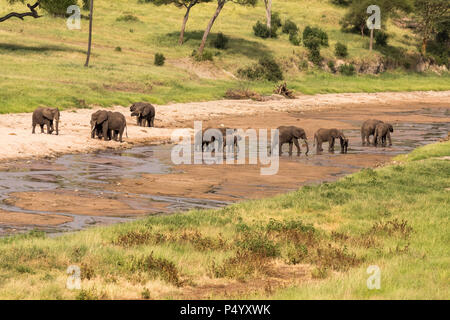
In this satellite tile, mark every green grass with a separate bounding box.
[0,141,448,299]
[0,0,449,113]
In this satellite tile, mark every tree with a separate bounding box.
[198,0,257,55]
[263,0,271,30]
[150,0,212,45]
[0,1,40,23]
[413,0,450,55]
[84,0,93,67]
[340,0,411,37]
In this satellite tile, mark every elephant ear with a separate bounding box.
[389,124,394,133]
[42,108,54,120]
[142,106,151,117]
[96,111,108,124]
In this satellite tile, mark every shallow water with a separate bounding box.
[0,107,449,236]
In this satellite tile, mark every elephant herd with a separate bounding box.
[31,102,156,143]
[276,119,394,156]
[31,105,394,156]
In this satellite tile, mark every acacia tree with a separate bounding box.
[0,1,41,22]
[150,0,212,45]
[413,0,450,54]
[198,0,257,55]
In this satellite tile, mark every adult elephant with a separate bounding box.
[273,126,309,156]
[130,102,156,127]
[32,107,60,135]
[361,119,384,146]
[374,123,394,147]
[90,110,127,142]
[314,128,349,154]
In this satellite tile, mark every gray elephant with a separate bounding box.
[273,126,309,156]
[361,119,385,145]
[32,107,60,135]
[314,128,349,154]
[90,110,127,142]
[374,123,394,147]
[130,102,156,127]
[197,127,240,153]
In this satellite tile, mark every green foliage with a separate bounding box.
[116,14,140,22]
[271,12,282,29]
[253,21,277,38]
[282,19,299,35]
[339,63,356,75]
[192,49,214,61]
[38,0,78,16]
[82,0,90,10]
[213,32,229,49]
[303,26,329,50]
[335,42,348,58]
[154,53,166,66]
[331,0,351,6]
[375,31,389,46]
[289,32,301,46]
[237,56,283,82]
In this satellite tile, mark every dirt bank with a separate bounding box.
[1,91,449,161]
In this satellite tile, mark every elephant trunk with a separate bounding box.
[304,139,309,155]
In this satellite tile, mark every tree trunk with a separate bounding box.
[264,0,272,30]
[179,5,192,45]
[84,0,94,67]
[198,0,225,56]
[421,37,427,55]
[369,28,374,51]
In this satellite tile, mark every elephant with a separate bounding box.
[314,128,349,154]
[90,110,127,142]
[374,122,394,147]
[361,119,384,145]
[130,102,156,127]
[196,127,240,153]
[32,107,60,135]
[273,126,309,156]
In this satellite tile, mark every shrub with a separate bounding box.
[271,12,282,29]
[192,50,213,62]
[289,32,301,46]
[303,26,329,50]
[253,21,277,38]
[116,14,140,22]
[39,0,77,16]
[331,0,351,6]
[82,0,90,10]
[115,47,122,52]
[237,56,283,82]
[335,42,348,58]
[339,63,356,76]
[328,60,336,72]
[282,19,299,35]
[308,47,322,65]
[375,31,389,47]
[213,32,229,49]
[154,53,165,66]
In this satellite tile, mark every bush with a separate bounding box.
[116,14,140,22]
[39,0,77,16]
[303,26,329,50]
[253,21,277,38]
[328,60,336,72]
[213,32,229,49]
[238,56,283,82]
[375,31,389,47]
[338,63,356,76]
[289,32,301,46]
[115,47,122,52]
[271,12,282,29]
[308,47,322,65]
[335,42,348,58]
[331,0,351,6]
[192,50,214,62]
[82,0,90,10]
[282,19,299,35]
[154,53,165,66]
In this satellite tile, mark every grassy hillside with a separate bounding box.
[0,141,448,299]
[0,0,449,113]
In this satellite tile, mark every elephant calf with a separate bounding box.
[274,126,309,156]
[374,123,394,147]
[314,128,349,154]
[91,110,128,142]
[197,127,240,153]
[32,107,60,135]
[130,102,156,127]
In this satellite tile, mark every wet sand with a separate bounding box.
[0,101,448,235]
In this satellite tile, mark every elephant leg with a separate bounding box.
[294,139,301,156]
[32,124,36,134]
[329,138,335,152]
[44,120,51,134]
[361,132,366,146]
[151,117,155,127]
[387,132,392,146]
[316,140,322,154]
[119,128,124,142]
[102,124,109,141]
[279,142,283,156]
[288,141,293,156]
[40,124,44,133]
